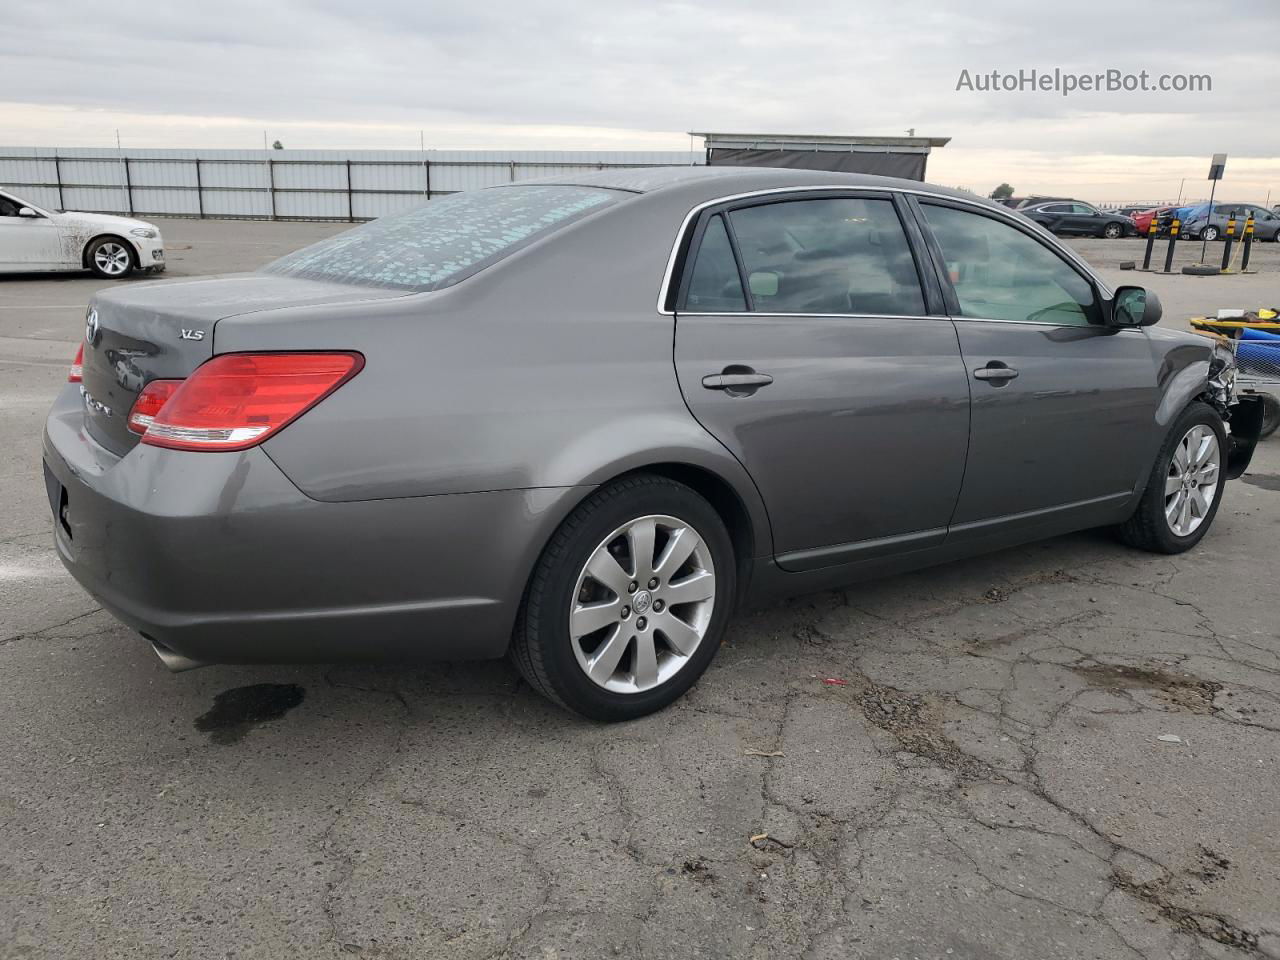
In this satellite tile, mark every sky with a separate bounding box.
[2,0,1279,204]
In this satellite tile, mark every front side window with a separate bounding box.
[726,197,925,316]
[0,194,21,217]
[264,185,615,292]
[922,204,1101,327]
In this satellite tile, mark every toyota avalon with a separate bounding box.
[43,167,1263,720]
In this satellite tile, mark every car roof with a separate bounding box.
[512,164,1004,212]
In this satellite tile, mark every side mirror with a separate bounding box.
[17,207,38,218]
[1111,286,1161,327]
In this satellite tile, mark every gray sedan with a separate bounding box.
[43,167,1264,720]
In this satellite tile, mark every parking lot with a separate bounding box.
[3,220,1279,959]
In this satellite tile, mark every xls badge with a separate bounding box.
[80,386,113,418]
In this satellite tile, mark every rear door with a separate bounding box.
[672,191,972,569]
[1029,203,1073,234]
[915,198,1159,533]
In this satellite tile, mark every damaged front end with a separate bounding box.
[1206,338,1264,480]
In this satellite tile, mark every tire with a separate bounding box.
[1102,222,1124,239]
[1201,225,1220,242]
[1259,394,1280,440]
[511,474,736,721]
[86,236,135,279]
[1116,402,1227,553]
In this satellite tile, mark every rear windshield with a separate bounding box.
[262,185,615,292]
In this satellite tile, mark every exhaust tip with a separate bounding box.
[145,635,209,673]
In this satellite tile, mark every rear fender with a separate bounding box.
[547,414,775,560]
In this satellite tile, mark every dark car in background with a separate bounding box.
[1020,200,1135,238]
[42,167,1260,720]
[1183,203,1280,241]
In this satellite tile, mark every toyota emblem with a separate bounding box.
[85,307,100,344]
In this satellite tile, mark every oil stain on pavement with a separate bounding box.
[195,683,306,745]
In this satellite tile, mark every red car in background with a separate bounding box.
[1131,206,1173,235]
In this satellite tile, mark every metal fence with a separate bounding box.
[0,148,700,222]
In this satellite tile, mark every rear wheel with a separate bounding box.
[87,237,135,279]
[511,474,736,721]
[1117,402,1226,553]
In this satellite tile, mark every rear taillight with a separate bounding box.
[140,352,363,452]
[68,344,83,383]
[127,380,183,434]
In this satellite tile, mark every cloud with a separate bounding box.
[1,0,1277,197]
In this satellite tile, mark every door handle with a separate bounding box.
[706,371,773,396]
[973,363,1019,382]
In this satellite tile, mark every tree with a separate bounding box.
[990,183,1014,200]
[272,140,284,150]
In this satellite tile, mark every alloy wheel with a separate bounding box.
[569,514,716,694]
[94,242,131,276]
[1165,424,1220,537]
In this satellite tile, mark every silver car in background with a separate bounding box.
[43,167,1264,720]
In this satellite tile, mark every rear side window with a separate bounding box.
[727,198,925,316]
[263,185,615,292]
[922,203,1101,327]
[684,215,746,312]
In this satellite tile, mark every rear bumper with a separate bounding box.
[42,385,582,665]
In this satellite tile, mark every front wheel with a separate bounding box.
[511,474,736,721]
[1102,222,1124,239]
[86,237,135,279]
[1116,402,1226,553]
[1201,225,1220,242]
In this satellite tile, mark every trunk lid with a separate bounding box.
[80,273,406,455]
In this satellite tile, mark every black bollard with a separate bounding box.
[1220,216,1236,271]
[1241,216,1255,273]
[1163,218,1180,273]
[1141,214,1160,270]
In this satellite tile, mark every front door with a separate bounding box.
[917,200,1159,531]
[673,193,971,569]
[0,194,64,269]
[1068,202,1104,235]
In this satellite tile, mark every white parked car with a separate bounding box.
[0,188,165,279]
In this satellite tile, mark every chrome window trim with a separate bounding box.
[656,184,1114,315]
[678,311,941,321]
[951,315,1147,330]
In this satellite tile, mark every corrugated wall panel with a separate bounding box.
[131,188,201,216]
[61,186,131,213]
[0,148,698,220]
[4,185,61,209]
[351,192,424,220]
[130,160,198,187]
[274,190,348,219]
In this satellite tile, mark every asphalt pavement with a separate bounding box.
[2,221,1279,959]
